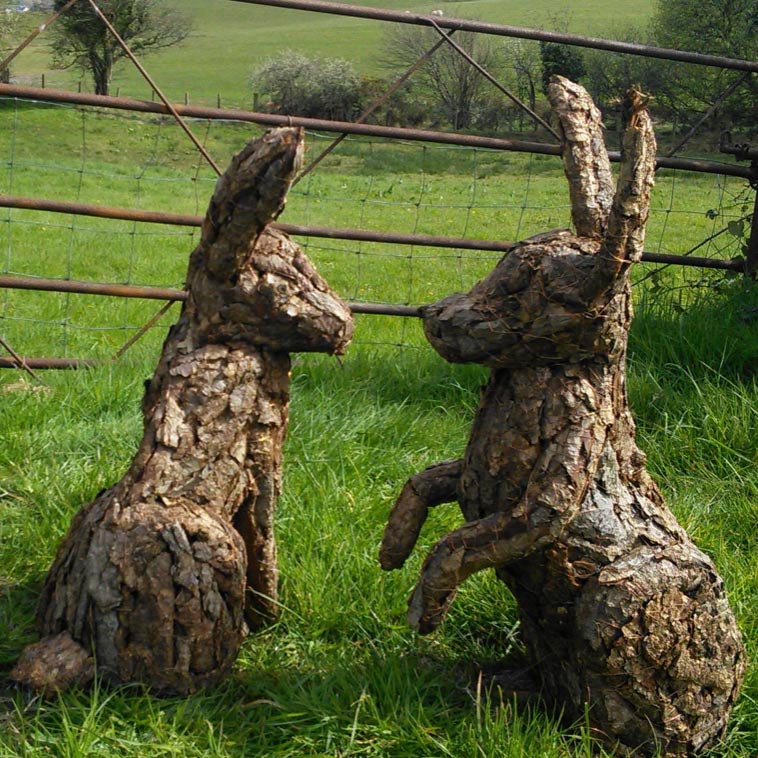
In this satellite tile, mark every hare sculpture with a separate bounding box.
[12,128,353,695]
[380,79,744,756]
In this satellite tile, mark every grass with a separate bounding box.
[0,182,756,758]
[0,295,756,756]
[0,1,756,755]
[7,0,657,105]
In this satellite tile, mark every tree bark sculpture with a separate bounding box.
[380,78,745,756]
[11,127,353,695]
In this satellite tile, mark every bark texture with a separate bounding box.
[11,128,354,695]
[380,78,744,756]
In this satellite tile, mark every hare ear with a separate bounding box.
[547,76,614,239]
[230,127,304,233]
[599,87,657,277]
[200,127,304,278]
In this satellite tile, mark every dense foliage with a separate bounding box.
[252,51,363,122]
[651,0,757,131]
[538,41,585,95]
[585,1,757,132]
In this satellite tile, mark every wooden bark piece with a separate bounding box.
[11,128,353,695]
[549,76,615,238]
[380,78,744,756]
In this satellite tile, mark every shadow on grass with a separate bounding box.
[0,573,43,686]
[0,632,561,757]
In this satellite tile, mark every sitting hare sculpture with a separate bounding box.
[380,79,744,756]
[12,128,353,695]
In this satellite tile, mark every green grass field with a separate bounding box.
[8,0,656,105]
[0,1,756,756]
[0,291,756,757]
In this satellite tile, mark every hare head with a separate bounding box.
[187,127,354,355]
[421,229,628,369]
[422,77,655,371]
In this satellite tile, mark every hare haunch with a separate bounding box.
[12,128,353,695]
[380,79,744,755]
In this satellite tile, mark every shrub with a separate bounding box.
[251,51,363,122]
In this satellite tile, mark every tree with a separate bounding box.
[535,14,585,95]
[583,27,667,124]
[252,51,363,121]
[381,24,503,130]
[507,40,541,115]
[651,0,757,130]
[654,0,756,61]
[51,0,192,95]
[539,41,585,94]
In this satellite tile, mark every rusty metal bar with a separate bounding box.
[0,194,199,227]
[0,84,753,180]
[427,16,561,142]
[295,30,455,184]
[0,83,565,153]
[0,275,425,315]
[0,193,519,250]
[278,221,518,251]
[0,357,97,369]
[633,213,753,286]
[637,252,744,271]
[349,302,421,317]
[230,0,758,73]
[0,249,745,318]
[666,73,752,158]
[0,194,750,270]
[0,274,187,301]
[720,141,758,163]
[111,299,177,361]
[0,334,42,380]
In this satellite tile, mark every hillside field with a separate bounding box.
[8,0,655,105]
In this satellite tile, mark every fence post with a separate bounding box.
[719,138,758,279]
[746,182,758,278]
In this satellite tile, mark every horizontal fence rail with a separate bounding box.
[0,85,753,180]
[231,0,758,73]
[0,357,98,370]
[0,194,517,251]
[0,275,423,316]
[0,195,745,271]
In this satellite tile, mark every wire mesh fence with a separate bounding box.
[0,0,755,369]
[0,94,753,365]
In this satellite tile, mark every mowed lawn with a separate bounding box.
[0,1,756,756]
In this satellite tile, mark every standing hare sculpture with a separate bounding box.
[12,127,353,695]
[380,79,744,755]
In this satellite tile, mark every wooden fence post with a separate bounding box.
[746,180,758,277]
